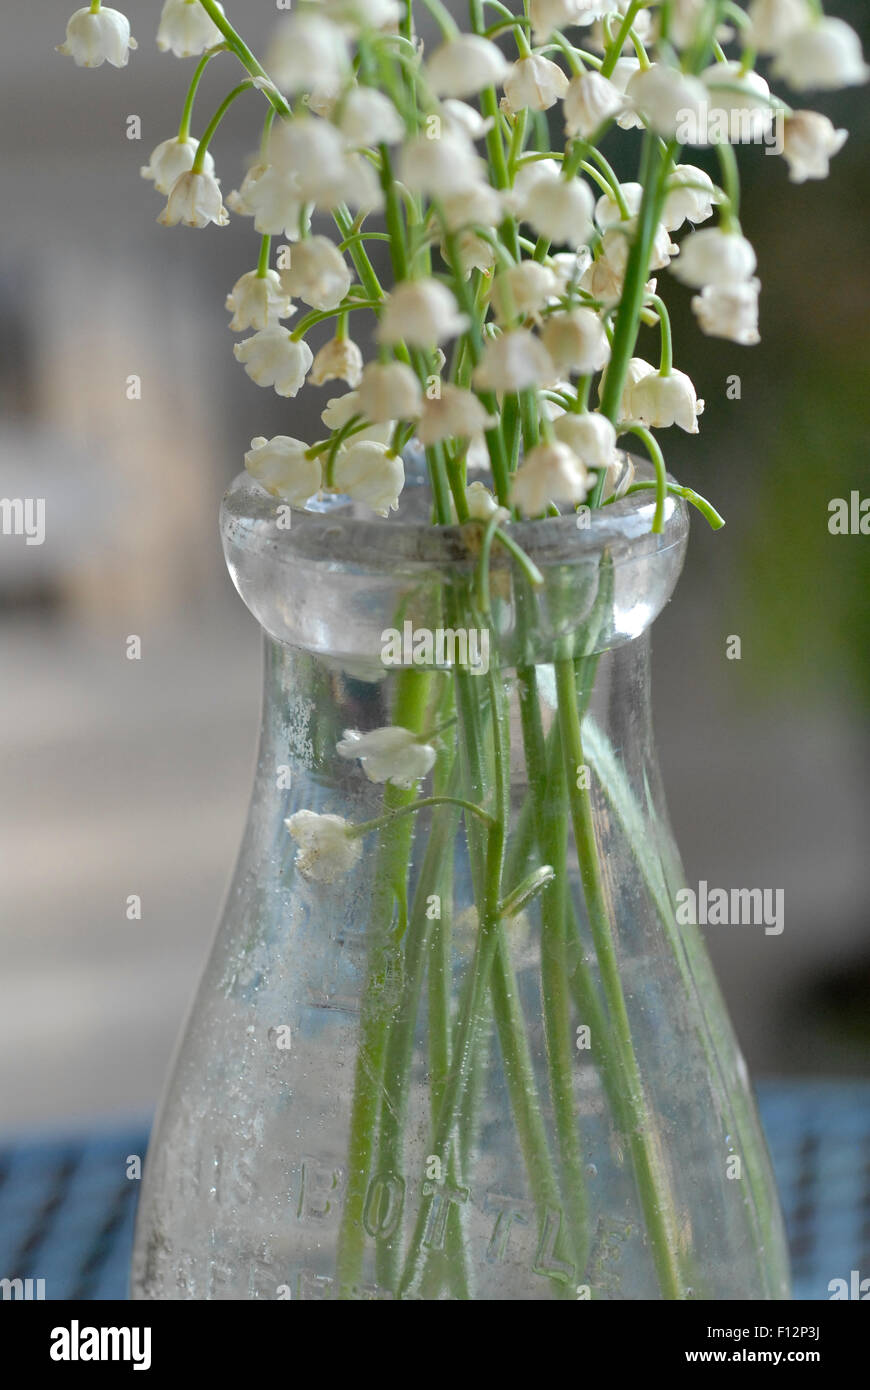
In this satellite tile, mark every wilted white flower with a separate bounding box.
[358,362,423,422]
[225,270,293,332]
[541,308,611,376]
[511,442,589,516]
[472,330,556,393]
[691,279,761,345]
[336,726,436,787]
[671,228,756,288]
[158,169,228,228]
[141,137,214,195]
[418,385,496,446]
[781,111,848,182]
[772,17,869,90]
[156,0,224,58]
[491,261,560,323]
[425,35,510,97]
[747,0,816,56]
[279,237,352,311]
[564,71,625,138]
[266,13,350,94]
[701,61,775,142]
[503,55,570,114]
[285,810,362,883]
[378,280,469,347]
[398,132,486,197]
[234,328,313,396]
[552,411,617,467]
[336,87,404,146]
[58,6,136,68]
[627,63,709,138]
[662,164,717,230]
[332,442,405,515]
[630,369,704,433]
[522,170,596,249]
[310,336,364,388]
[244,435,322,505]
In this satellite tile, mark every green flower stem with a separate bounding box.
[555,657,685,1300]
[195,0,286,109]
[255,233,270,279]
[647,294,673,375]
[622,424,668,534]
[610,480,726,530]
[335,668,432,1298]
[191,81,255,172]
[178,44,227,142]
[348,794,496,840]
[599,0,647,78]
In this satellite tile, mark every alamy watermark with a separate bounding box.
[674,107,784,154]
[381,621,490,676]
[676,881,785,936]
[0,497,45,546]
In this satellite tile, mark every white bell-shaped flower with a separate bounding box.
[358,362,423,423]
[279,237,352,311]
[418,386,496,446]
[244,435,322,505]
[158,169,228,228]
[57,6,137,68]
[781,111,848,182]
[225,270,293,332]
[564,71,625,138]
[772,17,869,90]
[491,262,560,324]
[156,0,224,58]
[268,116,350,207]
[553,411,617,467]
[627,63,709,139]
[337,88,405,147]
[233,328,313,396]
[441,184,504,233]
[503,55,570,113]
[398,132,486,197]
[285,810,362,883]
[336,726,436,788]
[611,57,645,129]
[472,330,556,393]
[691,279,761,345]
[243,168,311,239]
[701,61,775,142]
[594,182,642,231]
[511,442,589,517]
[630,369,705,433]
[662,164,717,231]
[377,280,469,348]
[671,227,756,288]
[747,0,818,56]
[530,0,607,43]
[522,171,596,249]
[322,392,394,445]
[310,337,364,388]
[603,356,656,420]
[440,99,496,142]
[141,137,213,196]
[458,480,509,524]
[542,308,611,376]
[425,35,510,98]
[266,13,350,95]
[332,442,405,516]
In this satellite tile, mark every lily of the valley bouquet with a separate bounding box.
[62,0,864,1301]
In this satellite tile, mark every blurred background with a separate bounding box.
[1,0,867,1150]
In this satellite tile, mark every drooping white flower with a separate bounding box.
[322,391,394,445]
[552,411,617,467]
[234,328,313,396]
[418,385,496,446]
[772,17,869,90]
[460,480,510,524]
[530,0,609,44]
[279,236,352,312]
[747,0,815,56]
[141,137,214,196]
[671,228,756,288]
[511,442,590,516]
[627,63,709,139]
[472,330,556,393]
[156,0,224,59]
[321,0,401,31]
[701,61,775,142]
[336,87,405,147]
[269,116,382,211]
[310,336,364,388]
[244,435,322,505]
[57,6,137,68]
[691,279,761,345]
[594,182,643,230]
[598,219,678,282]
[336,726,436,787]
[398,132,486,197]
[266,13,350,95]
[425,35,510,98]
[358,362,423,422]
[491,261,560,324]
[158,169,228,228]
[630,369,705,433]
[541,308,611,376]
[332,442,405,516]
[285,810,363,883]
[440,99,495,142]
[611,57,645,129]
[225,269,293,332]
[564,71,625,138]
[522,171,596,249]
[440,184,504,233]
[781,111,848,182]
[377,280,469,347]
[662,164,717,231]
[601,356,655,420]
[503,55,570,114]
[665,0,706,49]
[238,166,310,239]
